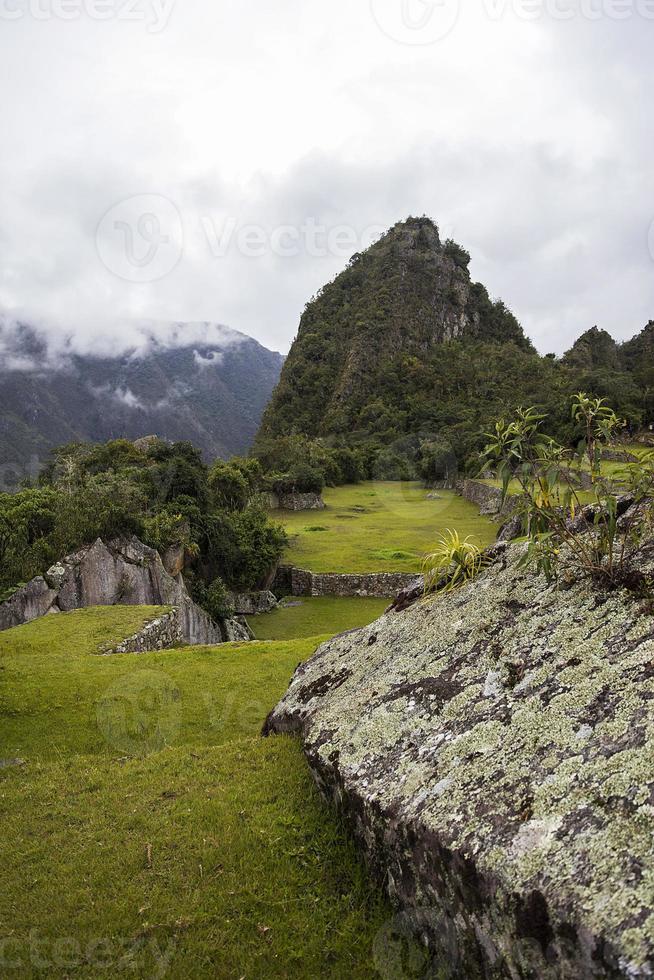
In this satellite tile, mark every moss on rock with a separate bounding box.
[265,541,654,977]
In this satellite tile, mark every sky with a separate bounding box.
[1,0,653,356]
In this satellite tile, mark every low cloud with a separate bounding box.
[193,349,225,369]
[0,309,250,372]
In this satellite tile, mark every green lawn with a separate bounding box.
[0,608,391,978]
[249,596,390,641]
[276,482,496,574]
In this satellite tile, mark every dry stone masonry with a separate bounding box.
[272,564,421,599]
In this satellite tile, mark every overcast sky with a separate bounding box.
[1,0,653,356]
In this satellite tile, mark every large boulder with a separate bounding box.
[0,577,58,631]
[230,591,278,616]
[266,540,654,977]
[1,536,247,646]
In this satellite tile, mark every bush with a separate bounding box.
[272,464,324,496]
[204,577,235,621]
[208,461,249,511]
[225,506,287,591]
[484,394,654,587]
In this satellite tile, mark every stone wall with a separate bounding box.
[272,564,420,598]
[269,492,326,511]
[102,609,182,655]
[457,478,519,517]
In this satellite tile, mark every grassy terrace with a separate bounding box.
[249,596,390,641]
[276,482,497,574]
[0,607,390,978]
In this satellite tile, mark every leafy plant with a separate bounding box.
[204,577,235,621]
[483,395,654,587]
[423,529,487,594]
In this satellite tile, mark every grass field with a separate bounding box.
[0,608,391,978]
[249,596,389,640]
[276,482,496,574]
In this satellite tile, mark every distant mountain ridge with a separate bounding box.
[0,317,285,478]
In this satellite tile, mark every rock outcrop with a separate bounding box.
[0,536,249,645]
[266,540,654,977]
[230,590,278,616]
[0,577,59,631]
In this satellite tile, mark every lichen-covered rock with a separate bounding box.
[222,616,255,642]
[265,541,654,978]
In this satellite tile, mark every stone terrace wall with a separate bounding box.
[457,479,519,517]
[101,609,182,655]
[272,564,420,599]
[269,492,326,512]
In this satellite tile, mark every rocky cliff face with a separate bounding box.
[266,539,654,977]
[256,217,532,443]
[0,535,251,645]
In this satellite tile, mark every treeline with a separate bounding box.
[254,334,650,489]
[0,439,286,618]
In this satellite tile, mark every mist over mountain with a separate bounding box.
[0,316,284,478]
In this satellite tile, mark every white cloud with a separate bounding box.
[193,349,224,369]
[0,2,652,356]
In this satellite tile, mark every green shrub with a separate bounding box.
[484,394,654,587]
[204,577,235,620]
